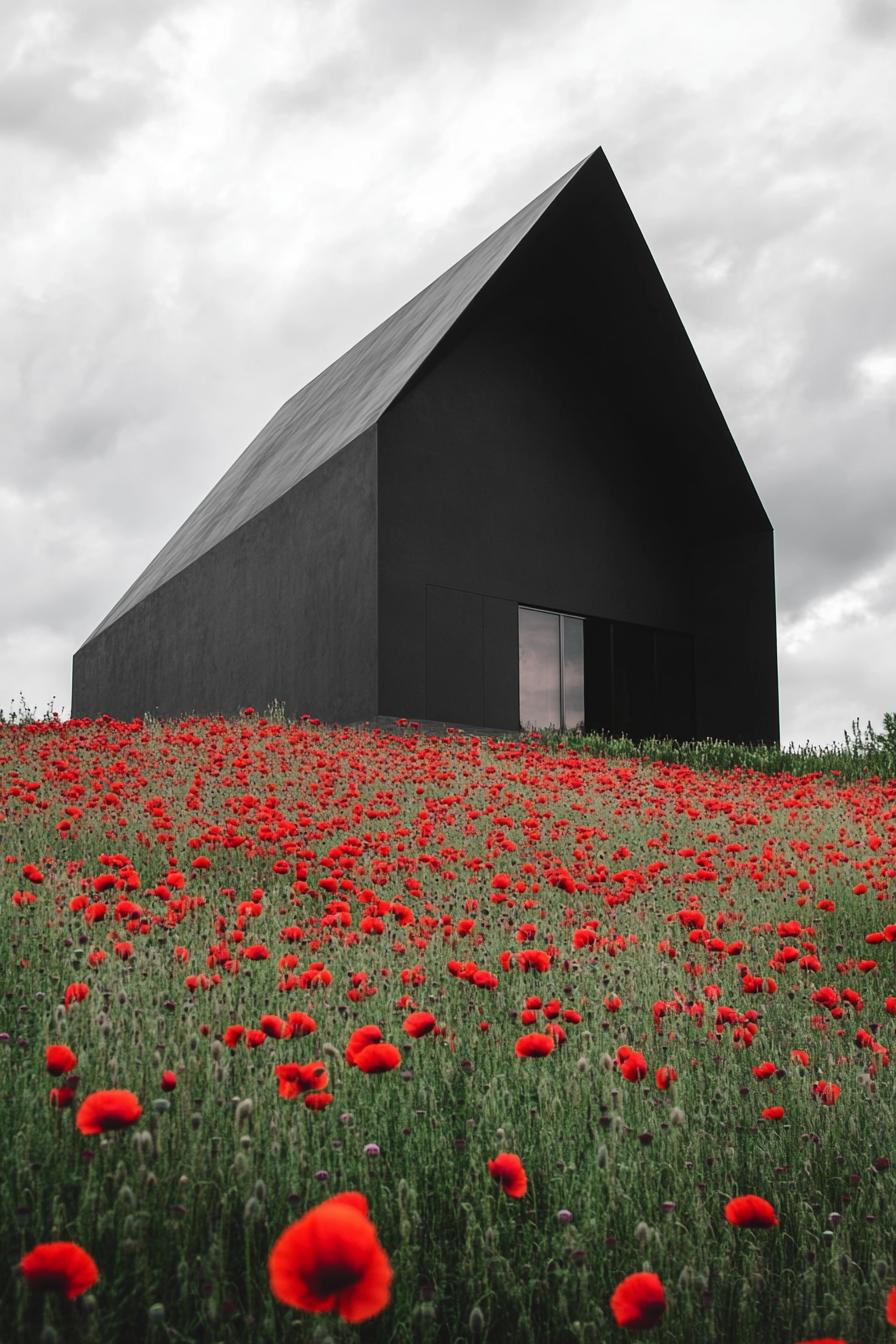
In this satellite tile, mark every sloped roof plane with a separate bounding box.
[85,151,594,643]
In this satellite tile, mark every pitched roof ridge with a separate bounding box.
[81,149,596,645]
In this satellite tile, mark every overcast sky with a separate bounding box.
[2,0,894,745]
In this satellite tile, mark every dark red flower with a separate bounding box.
[487,1152,527,1198]
[724,1195,778,1228]
[45,1044,77,1075]
[76,1089,142,1135]
[268,1191,392,1322]
[160,1070,177,1092]
[20,1242,98,1298]
[49,1086,76,1109]
[609,1271,667,1329]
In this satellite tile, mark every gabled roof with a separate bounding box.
[85,150,595,643]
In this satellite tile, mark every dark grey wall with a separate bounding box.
[72,429,378,722]
[377,155,778,743]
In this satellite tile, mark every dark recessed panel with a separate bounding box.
[655,628,696,740]
[426,585,484,724]
[612,621,656,739]
[584,617,613,734]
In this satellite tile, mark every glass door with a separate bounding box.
[519,606,584,731]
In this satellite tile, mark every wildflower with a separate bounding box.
[19,1242,99,1298]
[287,1011,317,1036]
[761,1106,785,1121]
[724,1195,778,1228]
[160,1070,177,1092]
[345,1025,384,1065]
[609,1271,667,1330]
[514,1033,555,1059]
[812,1080,841,1106]
[275,1062,329,1098]
[354,1043,401,1074]
[618,1048,648,1082]
[268,1191,392,1322]
[487,1152,528,1198]
[76,1089,142,1135]
[45,1044,77,1075]
[402,1011,437,1038]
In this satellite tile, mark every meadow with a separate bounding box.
[2,710,895,1343]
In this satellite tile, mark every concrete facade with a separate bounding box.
[72,148,779,743]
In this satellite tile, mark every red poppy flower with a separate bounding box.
[303,1091,334,1110]
[812,1080,841,1106]
[887,1285,896,1326]
[402,1011,437,1038]
[64,982,89,1009]
[724,1195,778,1228]
[19,1241,99,1299]
[514,1032,555,1058]
[287,1011,317,1036]
[655,1066,676,1090]
[275,1062,329,1098]
[268,1191,392,1322]
[752,1061,776,1080]
[260,1014,290,1039]
[609,1271,667,1330]
[619,1051,648,1083]
[487,1152,527,1198]
[791,1049,810,1067]
[354,1043,401,1074]
[345,1025,384,1065]
[761,1106,785,1121]
[50,1086,76,1109]
[76,1089,142,1135]
[45,1044,77,1076]
[160,1070,177,1092]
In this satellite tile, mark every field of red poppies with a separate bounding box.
[2,712,895,1343]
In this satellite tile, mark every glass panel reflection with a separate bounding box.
[562,615,585,730]
[519,607,561,729]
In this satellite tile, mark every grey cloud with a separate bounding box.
[842,0,896,40]
[0,61,154,158]
[261,0,593,121]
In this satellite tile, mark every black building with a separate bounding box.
[72,148,779,743]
